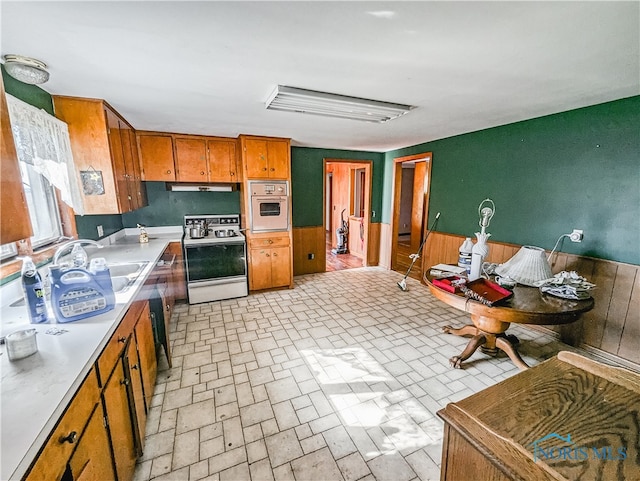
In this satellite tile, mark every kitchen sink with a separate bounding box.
[8,261,149,307]
[106,261,149,279]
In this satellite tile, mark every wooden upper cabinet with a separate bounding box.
[53,96,146,214]
[137,133,176,181]
[0,74,33,244]
[127,127,147,208]
[175,137,208,181]
[267,140,290,179]
[208,138,238,182]
[241,136,290,180]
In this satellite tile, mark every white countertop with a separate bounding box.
[0,229,182,480]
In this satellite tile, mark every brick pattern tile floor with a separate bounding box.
[134,267,583,481]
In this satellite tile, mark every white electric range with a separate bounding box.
[182,214,248,304]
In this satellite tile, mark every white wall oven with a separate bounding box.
[249,180,290,232]
[183,214,248,304]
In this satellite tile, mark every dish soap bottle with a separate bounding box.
[137,224,149,243]
[21,256,48,324]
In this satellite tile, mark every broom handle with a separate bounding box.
[415,212,441,257]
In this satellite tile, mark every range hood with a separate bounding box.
[167,183,235,192]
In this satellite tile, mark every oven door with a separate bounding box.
[184,241,248,304]
[250,196,289,232]
[184,241,247,283]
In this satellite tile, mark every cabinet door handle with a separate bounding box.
[262,167,267,171]
[59,431,78,444]
[273,252,278,257]
[131,364,139,370]
[268,239,273,244]
[166,170,172,174]
[230,172,235,176]
[200,171,205,175]
[266,253,270,257]
[120,378,130,386]
[270,167,275,171]
[118,336,126,343]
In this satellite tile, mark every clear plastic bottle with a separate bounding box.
[21,256,48,324]
[458,237,474,275]
[70,244,88,268]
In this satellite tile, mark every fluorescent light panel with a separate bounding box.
[266,85,414,123]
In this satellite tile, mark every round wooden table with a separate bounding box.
[424,274,594,370]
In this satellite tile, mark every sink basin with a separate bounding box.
[106,261,149,278]
[107,261,149,294]
[8,261,149,307]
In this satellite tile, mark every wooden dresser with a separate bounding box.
[438,351,640,481]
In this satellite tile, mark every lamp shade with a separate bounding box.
[495,246,553,287]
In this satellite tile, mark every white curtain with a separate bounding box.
[6,94,85,215]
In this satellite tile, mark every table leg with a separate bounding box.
[495,336,529,370]
[443,325,477,337]
[449,333,486,369]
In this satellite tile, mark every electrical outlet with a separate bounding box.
[569,229,583,242]
[308,253,315,260]
[97,225,104,237]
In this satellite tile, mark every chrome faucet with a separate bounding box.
[52,239,103,266]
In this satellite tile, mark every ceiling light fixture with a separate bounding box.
[265,85,414,123]
[2,54,50,85]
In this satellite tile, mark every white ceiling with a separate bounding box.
[2,1,638,152]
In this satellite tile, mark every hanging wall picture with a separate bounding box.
[80,169,105,195]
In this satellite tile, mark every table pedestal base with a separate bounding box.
[442,324,529,370]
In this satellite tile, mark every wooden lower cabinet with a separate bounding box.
[66,403,114,481]
[125,339,146,455]
[24,370,101,481]
[167,242,187,301]
[103,359,137,481]
[24,300,159,481]
[134,302,157,408]
[248,234,292,291]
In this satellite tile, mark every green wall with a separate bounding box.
[290,147,385,227]
[383,96,640,265]
[76,214,123,240]
[121,182,241,228]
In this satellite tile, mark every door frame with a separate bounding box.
[323,158,373,269]
[390,152,433,272]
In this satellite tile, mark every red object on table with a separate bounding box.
[432,276,462,293]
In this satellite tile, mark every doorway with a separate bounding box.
[324,159,373,272]
[391,153,432,280]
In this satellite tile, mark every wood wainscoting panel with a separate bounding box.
[421,231,640,367]
[618,272,640,363]
[293,226,326,276]
[368,222,381,267]
[378,223,392,269]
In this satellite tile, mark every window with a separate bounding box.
[0,164,62,261]
[20,161,63,248]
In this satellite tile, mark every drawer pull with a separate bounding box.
[118,336,126,343]
[268,239,273,244]
[60,431,78,444]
